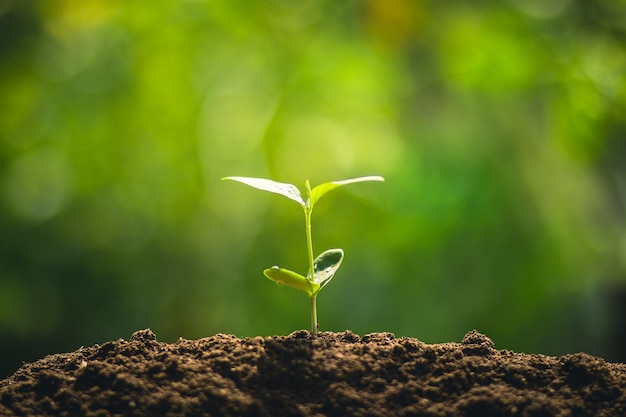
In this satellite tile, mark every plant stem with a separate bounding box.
[310,295,318,336]
[304,208,315,282]
[304,207,317,335]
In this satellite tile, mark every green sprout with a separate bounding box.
[222,175,384,336]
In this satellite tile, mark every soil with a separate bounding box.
[1,329,625,417]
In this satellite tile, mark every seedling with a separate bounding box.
[222,175,384,336]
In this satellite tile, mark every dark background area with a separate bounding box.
[1,0,626,378]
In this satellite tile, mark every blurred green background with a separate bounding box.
[2,0,626,377]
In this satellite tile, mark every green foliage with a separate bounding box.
[223,176,383,335]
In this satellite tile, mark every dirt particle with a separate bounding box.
[129,329,157,343]
[337,330,360,343]
[288,329,312,339]
[461,329,495,348]
[361,332,396,344]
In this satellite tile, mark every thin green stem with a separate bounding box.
[304,207,317,335]
[310,295,318,336]
[305,208,315,282]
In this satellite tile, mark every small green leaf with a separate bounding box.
[308,176,385,209]
[263,266,318,296]
[307,248,344,291]
[222,176,305,206]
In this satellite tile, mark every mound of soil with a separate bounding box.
[1,329,625,417]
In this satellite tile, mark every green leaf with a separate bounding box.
[308,176,385,209]
[263,266,318,296]
[222,176,305,206]
[307,248,344,291]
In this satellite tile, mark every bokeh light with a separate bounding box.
[1,0,626,377]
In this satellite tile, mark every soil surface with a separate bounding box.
[1,329,625,417]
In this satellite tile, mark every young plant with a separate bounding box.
[222,175,384,336]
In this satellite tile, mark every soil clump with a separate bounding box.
[1,329,625,416]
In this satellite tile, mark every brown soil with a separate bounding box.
[1,329,625,417]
